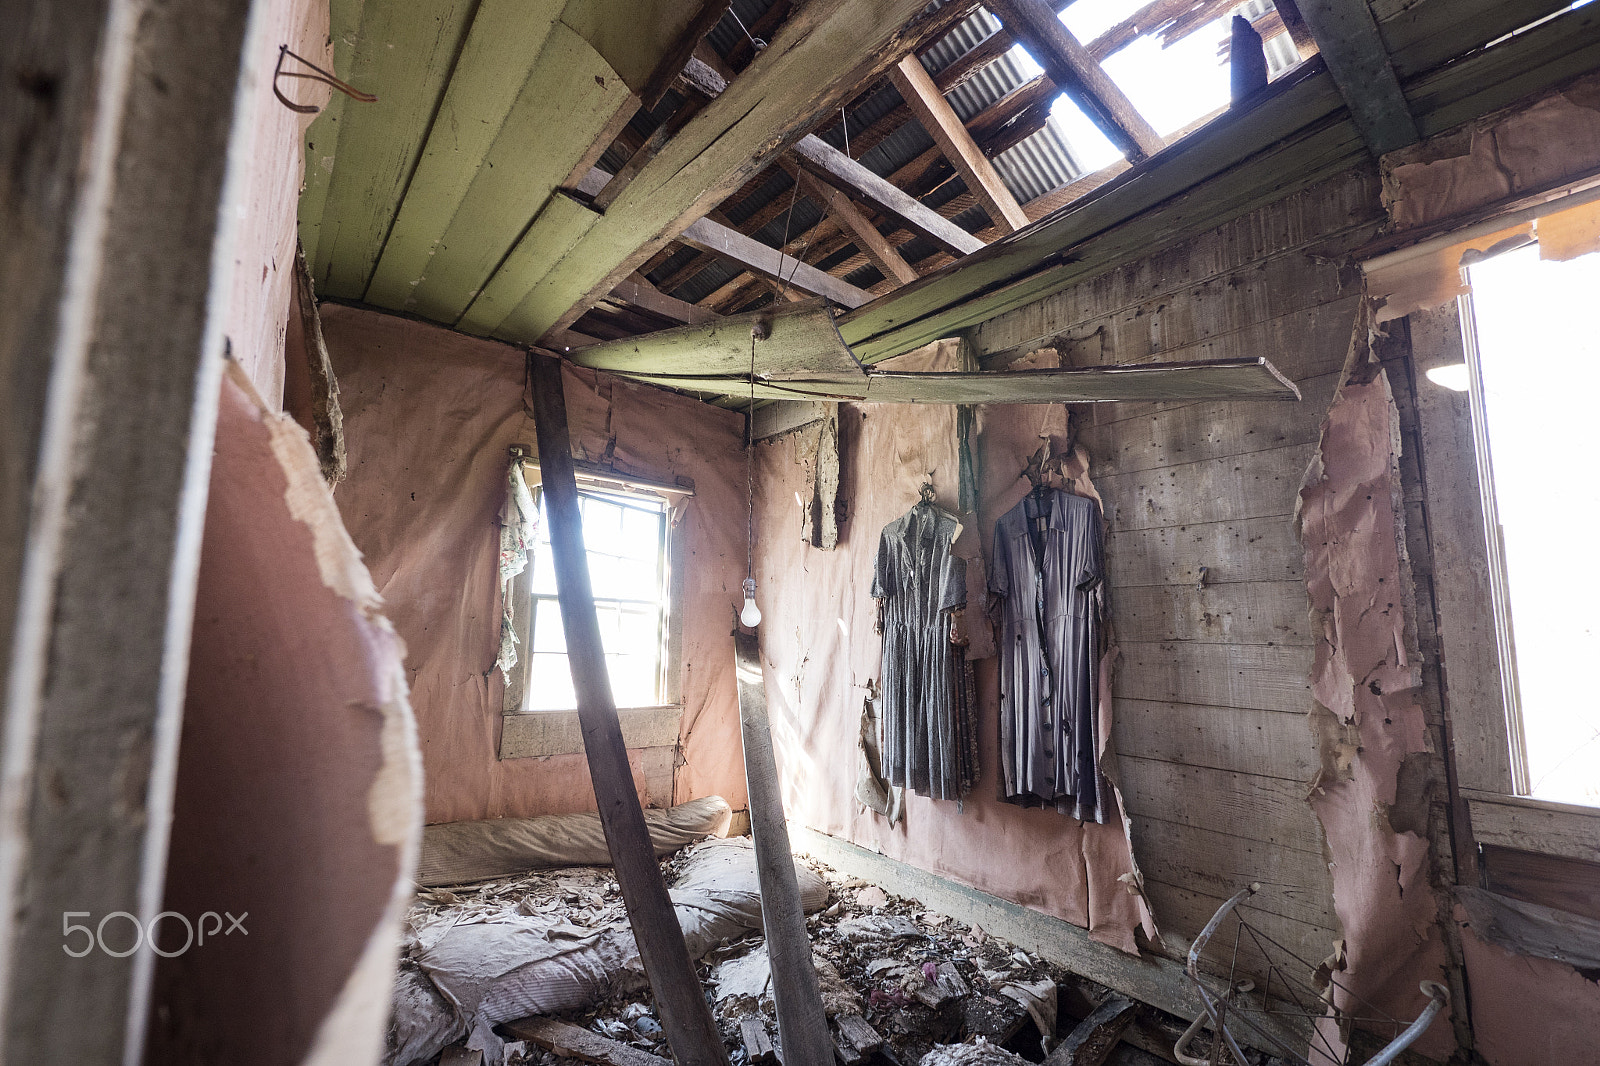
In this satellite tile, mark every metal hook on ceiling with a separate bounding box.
[272,44,377,115]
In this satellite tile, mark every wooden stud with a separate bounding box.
[1230,15,1269,104]
[734,630,835,1066]
[986,0,1164,162]
[291,244,347,485]
[1270,0,1319,57]
[889,56,1030,233]
[528,355,729,1066]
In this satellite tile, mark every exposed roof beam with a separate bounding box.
[889,57,1031,233]
[509,0,948,342]
[790,134,986,256]
[1270,0,1319,57]
[788,166,920,285]
[677,216,873,308]
[606,275,721,325]
[636,0,733,108]
[1292,0,1418,155]
[986,0,1165,163]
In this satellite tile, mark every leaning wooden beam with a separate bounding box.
[790,167,920,285]
[520,0,949,343]
[890,56,1031,233]
[1291,0,1417,155]
[567,299,864,379]
[985,0,1165,163]
[1271,0,1319,57]
[527,355,730,1066]
[792,135,987,256]
[677,216,874,308]
[619,356,1302,403]
[734,630,834,1066]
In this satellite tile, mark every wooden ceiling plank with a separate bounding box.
[307,0,479,300]
[361,0,567,311]
[296,0,370,270]
[387,24,632,323]
[503,0,949,344]
[791,135,985,256]
[985,0,1164,163]
[676,216,872,308]
[1292,0,1418,156]
[789,168,918,285]
[566,299,863,379]
[889,56,1030,233]
[1376,0,1568,82]
[457,190,603,338]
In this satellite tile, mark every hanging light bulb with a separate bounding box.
[740,576,762,628]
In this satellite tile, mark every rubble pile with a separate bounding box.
[393,841,1182,1066]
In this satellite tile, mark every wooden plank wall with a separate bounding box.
[970,164,1387,983]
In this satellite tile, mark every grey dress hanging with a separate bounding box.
[988,488,1108,822]
[872,502,976,801]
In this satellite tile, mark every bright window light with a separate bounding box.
[1467,243,1600,806]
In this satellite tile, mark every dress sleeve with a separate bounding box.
[872,529,894,601]
[1078,498,1105,592]
[940,549,967,613]
[987,518,1009,624]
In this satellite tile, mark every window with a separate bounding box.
[1458,243,1600,808]
[521,486,670,711]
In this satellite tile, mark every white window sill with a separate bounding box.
[498,704,682,760]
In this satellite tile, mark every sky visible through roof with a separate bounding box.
[1012,0,1240,172]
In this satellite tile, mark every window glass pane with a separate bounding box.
[529,598,566,653]
[1468,243,1600,807]
[525,652,577,711]
[522,486,668,712]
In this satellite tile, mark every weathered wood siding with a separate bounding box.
[971,164,1387,977]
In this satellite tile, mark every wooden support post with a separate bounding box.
[733,629,834,1066]
[529,353,730,1066]
[985,0,1164,163]
[889,57,1031,234]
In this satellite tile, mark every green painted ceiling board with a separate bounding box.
[558,0,714,98]
[396,22,631,323]
[362,0,567,310]
[502,0,941,342]
[565,301,864,379]
[615,357,1301,404]
[1378,0,1568,81]
[297,0,369,268]
[309,0,479,300]
[457,191,603,338]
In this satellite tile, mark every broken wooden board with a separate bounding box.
[1043,996,1138,1066]
[619,356,1301,404]
[503,1017,672,1066]
[835,1013,885,1054]
[740,1015,778,1066]
[565,300,865,381]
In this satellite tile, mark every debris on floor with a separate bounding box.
[389,836,1193,1066]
